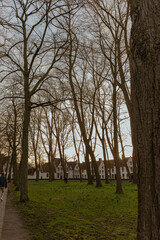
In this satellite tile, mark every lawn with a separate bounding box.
[14,180,137,240]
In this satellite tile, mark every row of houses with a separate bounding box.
[28,157,133,180]
[0,153,133,180]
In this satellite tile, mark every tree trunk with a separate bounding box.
[12,103,19,189]
[119,127,132,181]
[19,104,31,202]
[57,138,66,179]
[48,139,55,182]
[123,157,131,182]
[102,141,110,184]
[8,157,12,183]
[130,113,138,183]
[12,148,18,188]
[130,1,160,239]
[87,143,102,187]
[77,155,82,182]
[113,78,123,193]
[34,152,39,181]
[85,147,93,185]
[48,154,55,182]
[67,11,101,187]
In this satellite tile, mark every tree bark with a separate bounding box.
[113,77,123,193]
[85,147,93,185]
[102,140,110,184]
[19,102,31,202]
[48,138,55,181]
[77,156,82,182]
[34,151,39,181]
[130,112,138,183]
[130,1,160,239]
[12,147,18,187]
[8,157,12,183]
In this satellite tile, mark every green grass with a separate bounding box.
[14,180,137,240]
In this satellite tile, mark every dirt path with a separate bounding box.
[1,189,32,240]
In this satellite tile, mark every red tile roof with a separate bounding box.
[80,162,86,170]
[28,167,35,175]
[41,163,49,172]
[67,162,76,169]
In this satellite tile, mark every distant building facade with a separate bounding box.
[28,157,133,180]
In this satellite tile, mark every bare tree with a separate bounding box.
[0,0,70,201]
[0,89,23,187]
[57,0,101,186]
[86,0,136,183]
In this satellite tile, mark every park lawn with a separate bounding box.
[14,180,137,240]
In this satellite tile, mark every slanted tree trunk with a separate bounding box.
[130,1,160,239]
[67,12,101,187]
[102,139,110,184]
[71,122,83,182]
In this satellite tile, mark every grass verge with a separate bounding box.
[14,180,137,240]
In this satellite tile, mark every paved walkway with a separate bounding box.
[0,185,32,240]
[0,187,8,240]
